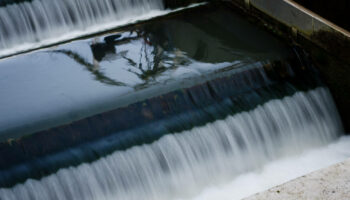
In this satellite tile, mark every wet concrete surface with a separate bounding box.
[244,158,350,200]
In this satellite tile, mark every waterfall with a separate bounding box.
[0,87,343,200]
[0,0,165,57]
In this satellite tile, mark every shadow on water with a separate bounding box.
[43,5,288,89]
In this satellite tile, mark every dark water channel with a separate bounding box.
[0,4,288,139]
[0,3,345,200]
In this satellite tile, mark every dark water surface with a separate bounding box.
[0,4,289,140]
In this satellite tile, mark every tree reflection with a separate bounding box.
[121,28,191,89]
[45,8,285,89]
[49,27,191,89]
[50,49,127,86]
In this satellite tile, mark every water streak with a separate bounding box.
[0,0,165,57]
[0,87,342,200]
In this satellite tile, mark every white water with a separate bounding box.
[179,136,350,200]
[0,87,344,200]
[0,0,203,58]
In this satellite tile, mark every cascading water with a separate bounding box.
[0,2,348,200]
[0,87,343,200]
[0,0,165,56]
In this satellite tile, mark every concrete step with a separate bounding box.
[244,158,350,200]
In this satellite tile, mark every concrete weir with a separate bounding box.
[0,55,323,188]
[1,1,329,189]
[244,159,350,200]
[0,0,349,199]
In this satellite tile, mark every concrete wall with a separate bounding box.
[226,0,350,132]
[229,0,350,63]
[294,0,350,31]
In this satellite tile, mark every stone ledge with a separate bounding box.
[244,158,350,200]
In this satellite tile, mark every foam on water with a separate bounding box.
[0,87,343,200]
[181,136,350,200]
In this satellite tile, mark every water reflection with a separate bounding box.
[0,4,291,144]
[51,49,127,86]
[47,7,288,88]
[51,29,193,89]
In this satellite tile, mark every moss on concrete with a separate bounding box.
[224,0,350,132]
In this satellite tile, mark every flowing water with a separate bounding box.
[0,2,348,200]
[0,0,171,57]
[0,87,345,200]
[180,136,350,200]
